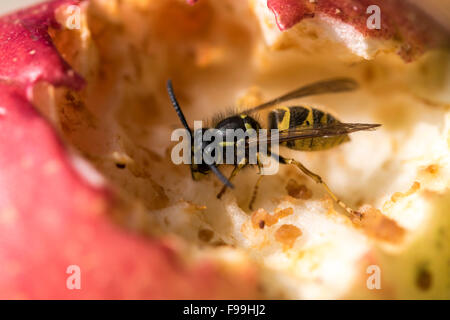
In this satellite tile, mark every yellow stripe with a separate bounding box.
[240,114,253,130]
[278,106,290,131]
[304,106,313,126]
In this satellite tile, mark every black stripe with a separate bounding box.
[268,109,286,130]
[312,108,325,128]
[327,113,337,124]
[288,106,309,127]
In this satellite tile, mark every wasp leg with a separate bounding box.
[217,164,244,199]
[278,155,360,219]
[249,154,264,210]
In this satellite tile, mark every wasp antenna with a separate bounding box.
[167,80,191,132]
[209,165,234,189]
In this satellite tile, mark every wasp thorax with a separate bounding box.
[192,119,260,166]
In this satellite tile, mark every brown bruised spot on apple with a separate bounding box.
[352,206,405,244]
[285,179,312,200]
[1,0,449,299]
[251,207,294,229]
[274,224,302,250]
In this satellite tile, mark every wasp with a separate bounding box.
[167,78,380,218]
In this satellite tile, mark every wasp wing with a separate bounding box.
[246,123,381,147]
[241,78,358,115]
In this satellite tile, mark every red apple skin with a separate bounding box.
[266,0,449,61]
[0,0,85,91]
[0,0,260,299]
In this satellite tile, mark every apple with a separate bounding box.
[0,0,448,299]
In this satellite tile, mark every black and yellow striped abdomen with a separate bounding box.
[268,106,350,151]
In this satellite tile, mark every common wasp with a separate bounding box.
[167,78,380,218]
